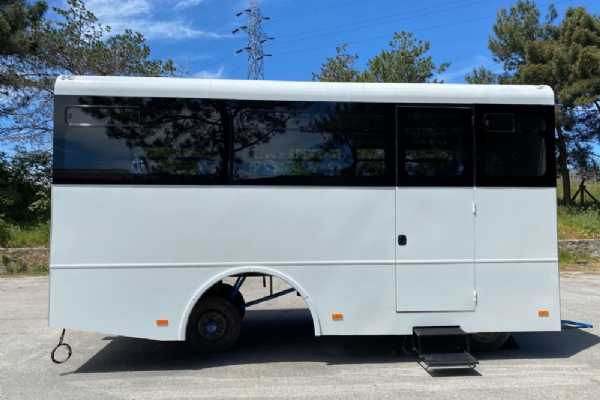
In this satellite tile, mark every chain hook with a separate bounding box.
[51,329,72,364]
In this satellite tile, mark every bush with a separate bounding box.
[0,219,11,247]
[0,148,51,225]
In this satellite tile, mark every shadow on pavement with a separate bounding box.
[72,309,599,374]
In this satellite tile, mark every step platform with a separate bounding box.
[420,351,479,368]
[412,326,479,369]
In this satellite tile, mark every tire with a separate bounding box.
[469,332,511,351]
[186,297,242,353]
[215,283,246,319]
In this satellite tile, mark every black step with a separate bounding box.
[413,326,466,337]
[421,351,479,368]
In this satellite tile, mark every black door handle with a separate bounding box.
[398,235,407,246]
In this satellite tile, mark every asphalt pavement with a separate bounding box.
[0,272,599,399]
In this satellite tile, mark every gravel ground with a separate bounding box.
[0,272,599,399]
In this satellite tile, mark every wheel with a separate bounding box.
[186,297,242,353]
[215,283,246,319]
[469,332,511,351]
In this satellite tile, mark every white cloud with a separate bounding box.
[85,0,151,18]
[81,0,226,41]
[191,66,226,79]
[175,0,206,11]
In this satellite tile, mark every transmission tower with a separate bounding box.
[232,0,274,80]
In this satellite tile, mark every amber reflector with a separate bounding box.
[538,311,549,317]
[156,319,169,326]
[332,314,343,320]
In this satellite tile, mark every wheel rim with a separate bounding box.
[472,332,499,342]
[196,310,228,342]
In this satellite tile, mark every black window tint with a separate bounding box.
[485,115,547,177]
[232,102,395,186]
[484,113,514,132]
[397,107,473,186]
[475,105,555,187]
[54,96,228,184]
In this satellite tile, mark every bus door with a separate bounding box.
[395,106,476,312]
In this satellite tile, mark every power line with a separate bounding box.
[261,0,306,9]
[265,0,573,58]
[275,0,485,39]
[162,0,367,62]
[268,0,368,23]
[189,54,236,76]
[267,0,495,48]
[175,36,231,64]
[223,15,498,76]
[205,0,575,79]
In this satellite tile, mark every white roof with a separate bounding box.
[54,76,555,105]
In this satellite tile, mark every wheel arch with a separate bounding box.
[179,266,322,340]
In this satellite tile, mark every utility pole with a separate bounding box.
[232,0,274,80]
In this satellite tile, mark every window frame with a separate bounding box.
[483,113,515,133]
[396,105,475,188]
[231,102,396,187]
[475,104,555,188]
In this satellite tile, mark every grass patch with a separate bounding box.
[557,204,600,239]
[3,264,49,275]
[558,248,597,264]
[556,181,600,240]
[558,248,600,273]
[0,220,50,248]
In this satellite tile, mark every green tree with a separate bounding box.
[1,0,176,151]
[0,0,47,116]
[483,1,600,202]
[312,32,450,84]
[312,43,361,82]
[488,0,557,75]
[464,65,498,84]
[363,31,450,83]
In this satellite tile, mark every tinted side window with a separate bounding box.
[65,106,140,127]
[232,102,395,186]
[54,96,228,185]
[485,115,546,177]
[476,105,555,187]
[397,107,474,187]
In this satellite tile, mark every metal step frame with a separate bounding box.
[412,326,479,369]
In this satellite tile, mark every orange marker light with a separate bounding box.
[332,314,343,320]
[156,319,169,326]
[538,310,549,317]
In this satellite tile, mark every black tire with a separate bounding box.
[186,297,242,353]
[469,332,511,351]
[213,283,246,319]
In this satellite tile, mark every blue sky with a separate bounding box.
[47,0,600,83]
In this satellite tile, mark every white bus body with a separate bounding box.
[49,77,559,351]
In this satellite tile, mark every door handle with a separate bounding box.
[398,235,407,246]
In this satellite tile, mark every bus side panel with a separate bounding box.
[49,260,560,340]
[290,262,560,335]
[474,187,558,261]
[49,267,225,340]
[50,186,396,266]
[49,185,396,339]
